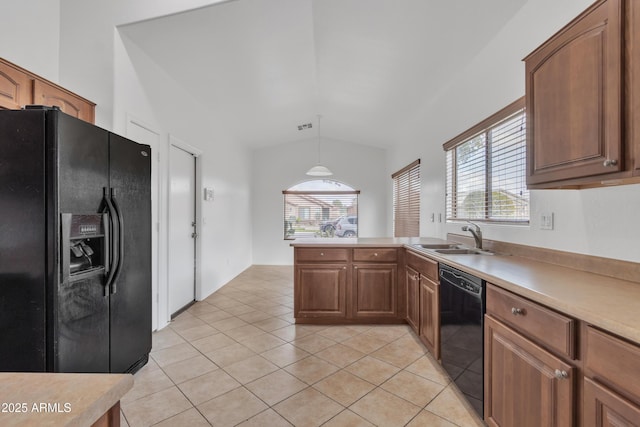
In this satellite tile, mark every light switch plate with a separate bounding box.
[204,187,214,201]
[540,212,554,230]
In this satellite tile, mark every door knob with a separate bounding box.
[554,369,569,380]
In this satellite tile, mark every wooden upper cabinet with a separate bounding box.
[0,60,32,110]
[525,0,624,187]
[33,79,95,123]
[0,58,95,124]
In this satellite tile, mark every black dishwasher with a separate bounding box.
[439,263,485,417]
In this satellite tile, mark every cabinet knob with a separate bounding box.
[374,253,378,257]
[554,369,569,380]
[320,252,324,256]
[511,307,524,316]
[343,266,346,270]
[603,159,618,167]
[354,266,358,269]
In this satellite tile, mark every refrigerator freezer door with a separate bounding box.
[0,110,47,371]
[55,112,110,372]
[108,133,152,373]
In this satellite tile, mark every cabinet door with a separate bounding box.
[405,266,419,332]
[419,276,439,359]
[33,79,95,123]
[485,316,575,427]
[584,377,640,427]
[295,264,347,318]
[0,60,32,110]
[526,0,623,185]
[352,264,397,318]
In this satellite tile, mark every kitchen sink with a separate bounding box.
[435,248,493,255]
[413,243,462,250]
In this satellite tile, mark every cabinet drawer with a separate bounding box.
[353,248,397,262]
[295,248,348,262]
[406,250,438,281]
[486,284,576,359]
[585,326,640,400]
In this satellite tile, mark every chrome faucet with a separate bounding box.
[462,221,483,249]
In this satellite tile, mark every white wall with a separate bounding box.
[57,0,229,128]
[252,138,387,264]
[0,1,60,81]
[387,0,640,263]
[112,27,253,328]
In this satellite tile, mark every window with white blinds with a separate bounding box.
[444,98,529,224]
[392,159,420,237]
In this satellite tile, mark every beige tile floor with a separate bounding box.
[120,265,484,427]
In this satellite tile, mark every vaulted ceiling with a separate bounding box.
[119,0,527,149]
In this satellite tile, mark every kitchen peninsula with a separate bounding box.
[291,236,640,425]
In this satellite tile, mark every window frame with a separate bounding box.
[443,97,529,225]
[282,183,360,240]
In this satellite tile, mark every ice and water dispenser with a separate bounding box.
[60,213,109,283]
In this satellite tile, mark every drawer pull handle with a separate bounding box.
[603,159,618,167]
[554,369,569,380]
[511,307,524,316]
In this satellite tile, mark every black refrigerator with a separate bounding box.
[0,107,151,374]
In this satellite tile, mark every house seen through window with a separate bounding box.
[283,180,360,240]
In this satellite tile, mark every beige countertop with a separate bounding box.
[291,237,640,344]
[290,237,445,247]
[0,373,133,427]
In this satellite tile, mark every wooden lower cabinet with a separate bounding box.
[352,263,397,318]
[91,402,121,427]
[584,326,640,426]
[484,315,575,427]
[294,264,347,318]
[419,276,439,359]
[293,247,401,323]
[405,266,420,332]
[584,377,640,427]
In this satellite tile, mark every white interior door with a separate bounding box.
[169,145,196,315]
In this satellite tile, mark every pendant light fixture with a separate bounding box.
[306,114,333,176]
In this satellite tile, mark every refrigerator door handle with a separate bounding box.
[103,187,119,297]
[110,188,125,294]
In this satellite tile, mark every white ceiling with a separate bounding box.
[119,0,527,149]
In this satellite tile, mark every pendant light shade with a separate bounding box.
[306,114,333,176]
[306,164,333,176]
